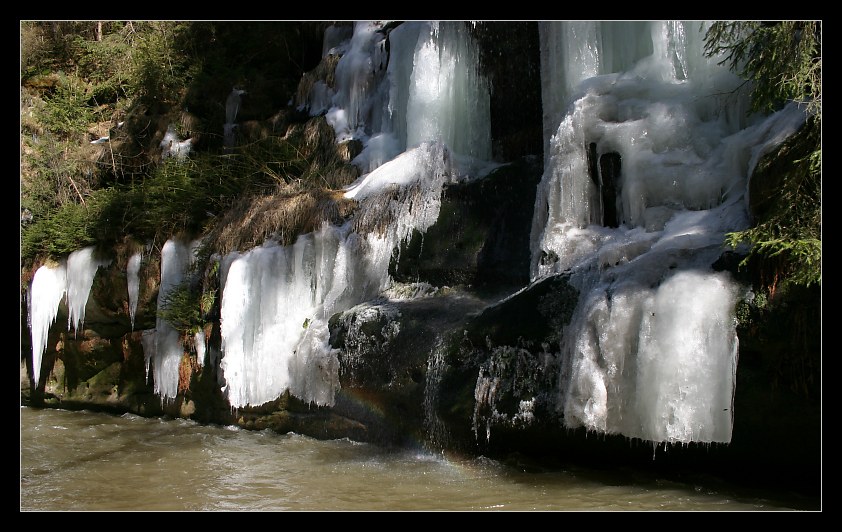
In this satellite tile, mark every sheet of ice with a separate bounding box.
[220,227,347,408]
[559,247,740,443]
[344,141,451,201]
[530,21,808,444]
[404,21,492,160]
[302,21,491,174]
[344,140,498,202]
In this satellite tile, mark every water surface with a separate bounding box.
[20,407,817,512]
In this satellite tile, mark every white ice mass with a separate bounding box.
[30,21,812,446]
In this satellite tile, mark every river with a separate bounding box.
[19,407,819,512]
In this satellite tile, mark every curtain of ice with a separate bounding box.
[220,141,457,409]
[28,246,111,387]
[532,21,806,444]
[304,21,491,175]
[217,21,493,410]
[219,229,341,409]
[403,21,492,161]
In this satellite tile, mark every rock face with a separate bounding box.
[20,146,821,496]
[20,154,547,439]
[392,156,542,293]
[20,22,820,499]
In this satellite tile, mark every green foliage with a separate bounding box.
[21,199,96,259]
[21,135,84,213]
[127,22,195,108]
[20,127,339,265]
[21,22,132,259]
[21,21,340,267]
[157,281,205,334]
[37,74,101,136]
[22,22,133,131]
[704,22,821,291]
[723,116,821,292]
[74,31,133,105]
[20,21,94,78]
[157,252,219,335]
[726,234,821,287]
[704,21,821,118]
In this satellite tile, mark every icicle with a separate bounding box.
[223,88,247,149]
[194,329,206,368]
[29,247,110,387]
[65,246,111,335]
[127,251,142,331]
[225,87,246,124]
[29,263,67,387]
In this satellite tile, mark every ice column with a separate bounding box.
[151,237,199,401]
[29,263,67,387]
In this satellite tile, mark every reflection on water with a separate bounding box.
[20,407,817,511]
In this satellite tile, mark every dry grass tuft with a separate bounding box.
[205,186,357,254]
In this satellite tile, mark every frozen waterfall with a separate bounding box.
[27,22,813,449]
[217,21,494,409]
[532,21,808,443]
[303,21,492,174]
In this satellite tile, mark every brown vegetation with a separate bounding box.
[205,186,357,255]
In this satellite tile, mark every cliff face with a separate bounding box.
[19,20,547,431]
[20,152,547,432]
[20,21,820,497]
[19,137,820,495]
